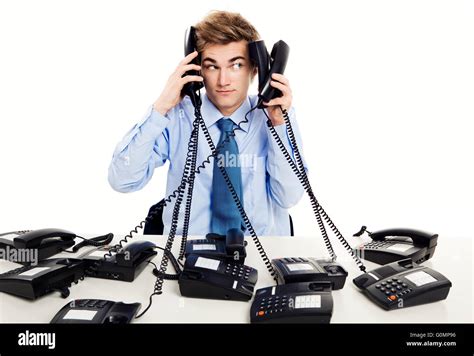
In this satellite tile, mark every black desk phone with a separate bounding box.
[0,228,76,263]
[80,240,157,282]
[353,258,451,310]
[250,282,333,323]
[353,227,438,265]
[179,254,258,301]
[0,258,85,299]
[51,299,141,324]
[272,257,348,290]
[184,229,247,264]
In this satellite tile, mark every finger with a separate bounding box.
[180,50,199,65]
[270,80,290,96]
[271,73,289,85]
[263,98,286,107]
[181,75,204,84]
[178,63,201,75]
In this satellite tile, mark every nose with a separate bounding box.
[218,68,231,87]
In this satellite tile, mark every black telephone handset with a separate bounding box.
[179,253,258,301]
[51,299,141,324]
[184,228,247,264]
[0,228,76,263]
[0,258,85,299]
[250,281,333,323]
[353,258,451,310]
[353,226,438,265]
[81,240,157,282]
[115,240,157,266]
[248,39,290,108]
[181,26,203,108]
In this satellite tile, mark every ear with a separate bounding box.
[250,66,258,83]
[252,66,258,77]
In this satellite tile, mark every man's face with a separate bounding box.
[201,40,255,116]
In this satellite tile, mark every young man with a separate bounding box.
[108,11,307,236]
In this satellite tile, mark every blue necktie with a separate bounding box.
[210,118,244,235]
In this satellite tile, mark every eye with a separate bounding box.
[232,62,243,70]
[205,64,217,71]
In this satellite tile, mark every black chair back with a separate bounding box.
[143,199,295,237]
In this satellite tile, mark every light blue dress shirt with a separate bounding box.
[108,94,308,236]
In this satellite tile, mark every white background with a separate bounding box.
[0,0,473,256]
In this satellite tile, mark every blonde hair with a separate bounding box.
[194,11,260,52]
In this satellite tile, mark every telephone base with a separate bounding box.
[272,257,348,290]
[355,244,436,265]
[179,274,254,302]
[51,299,141,324]
[250,282,333,323]
[0,258,85,300]
[179,273,253,302]
[353,259,452,310]
[83,252,156,282]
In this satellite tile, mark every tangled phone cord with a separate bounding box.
[177,107,200,260]
[136,120,199,318]
[196,107,278,282]
[265,107,367,273]
[137,100,279,318]
[263,109,336,261]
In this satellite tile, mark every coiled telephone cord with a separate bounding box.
[264,107,367,273]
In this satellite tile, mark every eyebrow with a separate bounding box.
[202,56,246,64]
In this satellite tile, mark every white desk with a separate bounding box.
[0,234,472,323]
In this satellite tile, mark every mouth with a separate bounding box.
[216,90,236,96]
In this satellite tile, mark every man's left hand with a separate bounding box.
[263,73,293,126]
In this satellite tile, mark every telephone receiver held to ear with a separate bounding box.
[248,39,290,108]
[181,26,204,108]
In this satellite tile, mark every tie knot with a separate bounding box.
[217,118,234,133]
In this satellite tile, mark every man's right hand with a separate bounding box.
[153,51,203,116]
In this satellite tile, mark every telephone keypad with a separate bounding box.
[225,263,253,280]
[258,295,289,315]
[363,241,393,249]
[376,279,413,301]
[75,299,111,309]
[0,265,31,277]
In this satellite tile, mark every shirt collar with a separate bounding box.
[201,93,251,132]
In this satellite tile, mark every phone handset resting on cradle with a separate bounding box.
[0,228,76,263]
[0,228,113,264]
[353,226,438,265]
